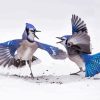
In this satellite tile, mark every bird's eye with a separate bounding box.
[31,30,36,32]
[29,30,35,33]
[67,42,73,47]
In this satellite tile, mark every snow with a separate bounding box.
[0,73,100,100]
[0,0,100,100]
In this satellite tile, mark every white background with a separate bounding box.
[0,0,100,100]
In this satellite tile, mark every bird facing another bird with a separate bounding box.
[56,15,100,77]
[0,23,66,78]
[0,15,100,78]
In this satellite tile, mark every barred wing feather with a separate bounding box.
[72,14,88,34]
[37,42,67,59]
[0,39,22,67]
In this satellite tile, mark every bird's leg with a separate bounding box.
[70,67,83,75]
[28,60,34,78]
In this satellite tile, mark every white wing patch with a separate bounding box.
[50,47,57,55]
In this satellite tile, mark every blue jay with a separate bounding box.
[56,15,100,77]
[0,23,66,78]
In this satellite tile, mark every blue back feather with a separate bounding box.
[81,53,100,77]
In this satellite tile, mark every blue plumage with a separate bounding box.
[0,23,67,77]
[56,14,100,77]
[0,39,23,67]
[36,42,67,59]
[0,39,22,56]
[0,23,66,69]
[26,23,36,30]
[71,15,87,34]
[81,53,100,77]
[0,39,65,56]
[37,42,60,55]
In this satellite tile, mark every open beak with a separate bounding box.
[35,30,41,32]
[33,30,41,39]
[34,33,39,39]
[56,37,64,43]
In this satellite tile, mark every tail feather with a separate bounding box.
[8,58,14,67]
[82,53,100,77]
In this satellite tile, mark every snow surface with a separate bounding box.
[0,73,100,100]
[0,0,100,100]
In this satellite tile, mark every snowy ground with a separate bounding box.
[0,60,100,100]
[0,71,100,100]
[0,0,100,100]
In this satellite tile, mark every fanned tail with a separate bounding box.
[82,53,100,77]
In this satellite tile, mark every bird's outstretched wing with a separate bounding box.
[37,42,67,59]
[71,14,87,34]
[67,31,91,54]
[0,39,22,67]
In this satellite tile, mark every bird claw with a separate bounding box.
[70,70,82,75]
[70,73,80,75]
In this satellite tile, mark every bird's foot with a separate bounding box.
[30,73,34,79]
[70,73,79,75]
[70,70,81,75]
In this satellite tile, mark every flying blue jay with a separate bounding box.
[0,23,66,78]
[56,15,100,77]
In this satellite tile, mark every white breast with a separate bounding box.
[16,40,38,60]
[22,47,32,60]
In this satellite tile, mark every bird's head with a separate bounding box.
[25,23,41,41]
[56,35,71,47]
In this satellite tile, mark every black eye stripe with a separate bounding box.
[26,28,29,35]
[65,39,68,44]
[30,30,36,32]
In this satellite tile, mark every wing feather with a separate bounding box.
[67,31,91,54]
[72,14,88,34]
[0,39,22,67]
[37,42,67,59]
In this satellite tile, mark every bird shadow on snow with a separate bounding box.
[0,72,100,84]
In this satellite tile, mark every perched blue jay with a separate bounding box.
[0,23,67,78]
[56,15,100,77]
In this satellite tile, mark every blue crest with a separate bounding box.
[62,35,71,39]
[26,23,36,30]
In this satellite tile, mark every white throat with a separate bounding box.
[28,32,34,41]
[61,40,66,47]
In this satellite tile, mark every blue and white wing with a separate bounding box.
[72,14,87,34]
[37,42,67,59]
[0,39,22,67]
[82,53,100,77]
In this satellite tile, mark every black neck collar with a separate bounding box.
[27,38,34,43]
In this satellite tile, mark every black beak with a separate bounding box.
[35,30,41,32]
[56,37,64,43]
[34,33,39,39]
[31,30,41,39]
